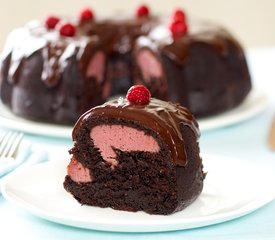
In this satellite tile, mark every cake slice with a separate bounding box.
[63,85,204,215]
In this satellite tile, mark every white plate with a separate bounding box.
[0,88,268,138]
[2,153,275,232]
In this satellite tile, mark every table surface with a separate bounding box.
[1,47,275,240]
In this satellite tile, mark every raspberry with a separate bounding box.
[172,9,186,22]
[136,5,150,18]
[45,16,60,29]
[80,8,94,21]
[59,23,76,37]
[126,85,151,105]
[169,20,188,38]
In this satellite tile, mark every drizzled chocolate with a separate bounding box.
[161,29,243,65]
[73,97,200,166]
[1,16,241,88]
[0,12,251,124]
[1,23,102,87]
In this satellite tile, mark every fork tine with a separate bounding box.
[6,132,24,158]
[0,132,17,158]
[0,132,13,156]
[0,132,24,159]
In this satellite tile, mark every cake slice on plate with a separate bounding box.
[64,85,205,215]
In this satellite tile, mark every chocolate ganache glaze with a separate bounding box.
[0,11,251,124]
[73,97,200,166]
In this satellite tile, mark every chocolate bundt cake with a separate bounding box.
[63,85,204,215]
[0,5,251,125]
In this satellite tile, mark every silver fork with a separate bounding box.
[0,131,24,162]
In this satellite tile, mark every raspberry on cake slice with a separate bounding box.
[64,85,205,215]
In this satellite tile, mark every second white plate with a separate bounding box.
[2,153,275,232]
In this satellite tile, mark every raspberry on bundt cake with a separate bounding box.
[63,85,205,215]
[0,5,251,125]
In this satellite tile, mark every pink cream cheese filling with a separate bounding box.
[137,49,163,83]
[90,124,160,166]
[67,157,92,183]
[86,51,105,84]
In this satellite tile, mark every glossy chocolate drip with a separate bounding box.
[0,13,251,125]
[161,30,242,65]
[132,20,243,65]
[1,22,101,88]
[73,97,200,167]
[84,16,157,55]
[1,15,241,87]
[41,41,66,87]
[2,26,48,83]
